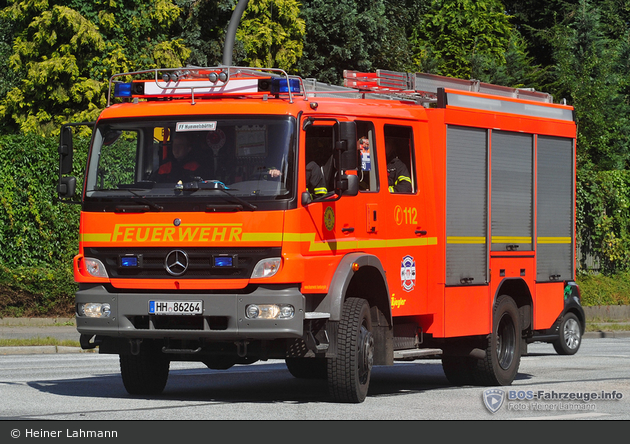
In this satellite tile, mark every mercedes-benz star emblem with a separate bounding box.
[165,250,189,276]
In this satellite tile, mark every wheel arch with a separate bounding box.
[493,278,533,332]
[316,253,392,326]
[563,281,586,335]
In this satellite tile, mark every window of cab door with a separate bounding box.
[357,121,378,192]
[384,124,416,193]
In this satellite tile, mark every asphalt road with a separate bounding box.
[0,338,628,423]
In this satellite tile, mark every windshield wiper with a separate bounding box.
[182,179,257,211]
[207,188,257,211]
[114,188,164,212]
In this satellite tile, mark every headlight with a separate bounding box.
[245,304,294,320]
[77,303,111,318]
[251,258,281,278]
[84,257,108,278]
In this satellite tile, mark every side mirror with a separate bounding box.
[301,191,312,206]
[337,121,357,171]
[337,174,358,197]
[59,126,74,175]
[58,176,77,198]
[346,174,358,196]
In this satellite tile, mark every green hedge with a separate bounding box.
[576,272,630,306]
[0,133,86,316]
[0,134,87,267]
[577,168,630,275]
[0,264,76,317]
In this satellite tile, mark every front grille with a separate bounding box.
[129,315,229,331]
[84,247,281,279]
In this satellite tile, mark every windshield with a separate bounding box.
[84,116,296,210]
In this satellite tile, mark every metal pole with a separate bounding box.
[222,0,250,66]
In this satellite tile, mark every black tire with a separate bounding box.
[285,357,328,379]
[472,295,521,386]
[441,355,476,386]
[553,313,582,355]
[328,298,374,403]
[119,350,170,396]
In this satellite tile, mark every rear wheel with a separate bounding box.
[120,348,170,396]
[472,295,521,386]
[553,313,582,355]
[441,355,475,386]
[328,298,374,403]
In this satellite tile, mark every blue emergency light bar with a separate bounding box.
[114,82,133,98]
[271,78,301,94]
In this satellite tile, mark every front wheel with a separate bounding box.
[472,295,521,386]
[328,298,374,403]
[285,357,327,379]
[120,348,170,396]
[553,313,582,355]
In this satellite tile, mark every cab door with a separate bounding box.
[379,123,432,316]
[299,118,357,259]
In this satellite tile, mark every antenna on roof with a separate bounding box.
[222,0,250,66]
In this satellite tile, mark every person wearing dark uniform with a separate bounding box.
[386,139,412,193]
[306,161,328,198]
[154,132,201,183]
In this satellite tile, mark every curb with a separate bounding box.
[0,317,75,327]
[0,346,95,355]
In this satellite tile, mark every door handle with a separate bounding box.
[415,230,427,236]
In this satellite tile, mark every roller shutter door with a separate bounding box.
[536,136,574,281]
[446,126,488,286]
[491,131,533,251]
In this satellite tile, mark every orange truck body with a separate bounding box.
[59,67,584,401]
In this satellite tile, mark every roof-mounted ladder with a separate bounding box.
[343,70,554,104]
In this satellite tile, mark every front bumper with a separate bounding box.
[76,285,306,341]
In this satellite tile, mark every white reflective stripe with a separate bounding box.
[305,312,330,319]
[143,79,259,95]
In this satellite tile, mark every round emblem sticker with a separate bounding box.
[400,255,416,292]
[324,207,335,231]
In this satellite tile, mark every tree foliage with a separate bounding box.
[546,0,630,171]
[237,0,305,72]
[297,0,413,85]
[0,0,189,136]
[410,0,513,79]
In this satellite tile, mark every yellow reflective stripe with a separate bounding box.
[314,187,327,195]
[447,236,486,244]
[491,236,532,243]
[283,233,315,243]
[308,239,359,252]
[81,233,112,242]
[283,233,438,252]
[241,232,284,242]
[537,237,572,244]
[386,237,438,248]
[396,175,412,184]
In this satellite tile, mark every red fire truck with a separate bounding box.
[58,64,584,403]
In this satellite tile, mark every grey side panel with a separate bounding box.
[446,126,488,286]
[536,136,574,281]
[491,131,534,251]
